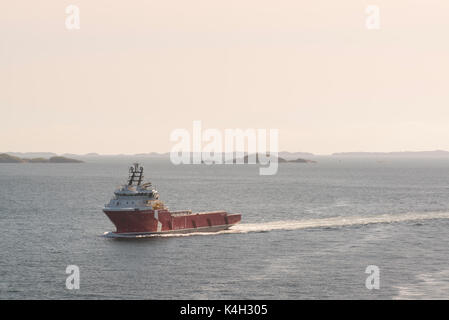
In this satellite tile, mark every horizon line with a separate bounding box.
[3,149,449,157]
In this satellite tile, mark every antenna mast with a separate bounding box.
[127,163,144,186]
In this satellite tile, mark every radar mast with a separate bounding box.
[127,163,144,186]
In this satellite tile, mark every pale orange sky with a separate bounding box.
[1,1,449,154]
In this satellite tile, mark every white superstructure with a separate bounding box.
[104,163,165,211]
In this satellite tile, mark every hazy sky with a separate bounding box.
[1,1,448,154]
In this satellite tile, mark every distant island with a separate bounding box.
[332,150,449,157]
[4,149,449,159]
[198,153,317,164]
[198,154,315,164]
[239,154,316,164]
[0,153,83,163]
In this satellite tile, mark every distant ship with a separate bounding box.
[103,163,242,236]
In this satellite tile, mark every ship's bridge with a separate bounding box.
[104,163,165,210]
[113,184,158,198]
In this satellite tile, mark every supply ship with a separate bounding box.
[103,163,241,236]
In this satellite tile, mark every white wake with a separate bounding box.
[229,211,449,234]
[394,269,449,299]
[102,211,449,238]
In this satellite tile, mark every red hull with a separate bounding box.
[103,209,241,235]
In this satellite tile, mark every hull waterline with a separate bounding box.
[103,208,242,235]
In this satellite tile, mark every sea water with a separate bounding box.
[0,157,448,299]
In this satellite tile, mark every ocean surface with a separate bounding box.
[1,157,448,299]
